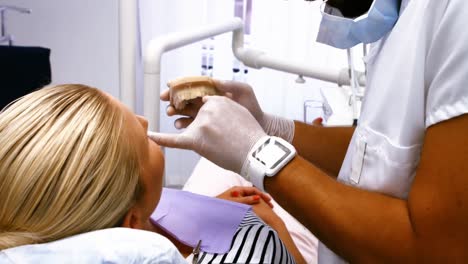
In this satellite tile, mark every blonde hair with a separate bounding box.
[0,84,142,250]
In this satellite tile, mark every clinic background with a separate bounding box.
[3,0,364,188]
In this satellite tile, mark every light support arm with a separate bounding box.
[143,19,244,131]
[142,17,366,132]
[231,24,366,87]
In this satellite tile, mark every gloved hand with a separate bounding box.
[160,79,295,143]
[149,95,267,174]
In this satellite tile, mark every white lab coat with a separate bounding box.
[318,0,468,262]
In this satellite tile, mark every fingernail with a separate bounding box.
[231,191,239,197]
[253,195,260,201]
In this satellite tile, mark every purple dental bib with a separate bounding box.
[150,188,251,254]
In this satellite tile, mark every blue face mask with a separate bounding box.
[316,0,401,49]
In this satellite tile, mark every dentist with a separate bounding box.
[151,0,468,262]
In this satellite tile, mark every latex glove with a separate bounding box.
[160,79,295,143]
[149,95,266,174]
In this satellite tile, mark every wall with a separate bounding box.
[0,0,120,97]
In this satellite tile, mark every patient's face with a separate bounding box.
[110,95,165,229]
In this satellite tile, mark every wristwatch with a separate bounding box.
[241,136,297,191]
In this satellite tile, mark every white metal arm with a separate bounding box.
[143,19,245,131]
[231,24,365,87]
[142,17,366,131]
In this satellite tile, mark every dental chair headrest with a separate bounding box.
[0,228,186,264]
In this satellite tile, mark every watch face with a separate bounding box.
[253,138,292,170]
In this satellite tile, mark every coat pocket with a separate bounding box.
[349,127,422,199]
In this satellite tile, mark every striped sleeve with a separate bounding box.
[195,210,296,264]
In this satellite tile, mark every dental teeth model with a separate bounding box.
[168,76,222,110]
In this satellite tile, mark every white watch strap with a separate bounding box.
[241,136,296,192]
[248,158,267,192]
[241,136,270,191]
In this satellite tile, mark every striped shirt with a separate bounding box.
[192,210,296,264]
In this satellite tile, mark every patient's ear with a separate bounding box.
[121,207,145,229]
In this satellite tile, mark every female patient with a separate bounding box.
[0,84,305,263]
